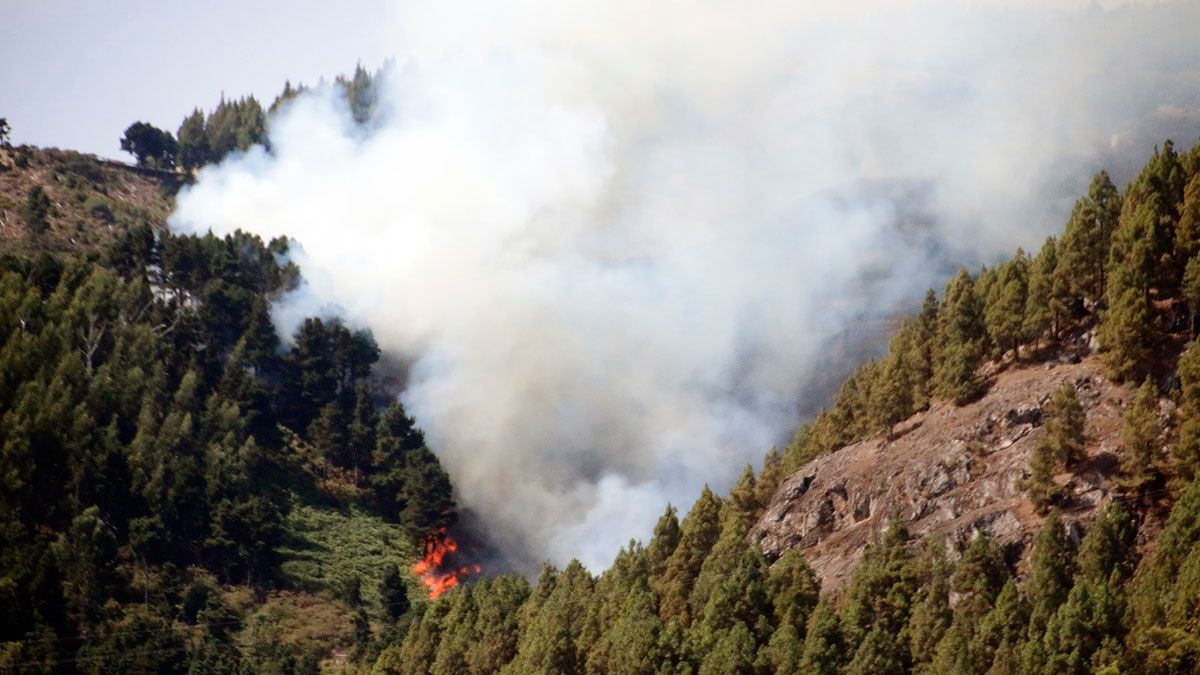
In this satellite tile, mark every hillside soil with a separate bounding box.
[753,333,1171,590]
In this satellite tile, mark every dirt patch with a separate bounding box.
[0,145,179,256]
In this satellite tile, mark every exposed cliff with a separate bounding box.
[752,339,1156,590]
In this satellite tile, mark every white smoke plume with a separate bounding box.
[170,0,1200,571]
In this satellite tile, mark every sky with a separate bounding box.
[0,0,1174,159]
[0,0,395,158]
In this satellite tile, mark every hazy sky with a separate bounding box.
[0,0,1171,160]
[1,0,395,158]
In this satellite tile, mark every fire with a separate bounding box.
[411,528,481,599]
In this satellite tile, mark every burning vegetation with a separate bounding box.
[411,528,481,599]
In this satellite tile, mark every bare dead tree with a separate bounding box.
[78,310,107,376]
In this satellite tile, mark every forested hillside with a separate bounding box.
[373,139,1200,675]
[0,143,456,672]
[6,64,1200,673]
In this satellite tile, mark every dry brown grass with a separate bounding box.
[0,145,179,256]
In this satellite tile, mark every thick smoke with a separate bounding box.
[170,0,1200,571]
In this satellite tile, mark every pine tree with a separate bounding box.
[585,540,650,644]
[1025,236,1070,344]
[969,580,1029,674]
[646,505,681,579]
[762,623,803,674]
[767,548,820,632]
[810,359,883,450]
[1177,172,1200,265]
[1025,511,1077,637]
[657,486,722,625]
[509,560,594,674]
[697,620,756,675]
[799,597,846,675]
[840,517,917,649]
[1129,141,1187,288]
[75,604,187,673]
[1045,382,1086,467]
[396,447,457,534]
[21,186,52,235]
[1128,478,1200,621]
[176,108,211,171]
[909,290,940,410]
[1040,576,1126,675]
[1059,170,1121,303]
[432,587,477,675]
[906,540,952,673]
[380,563,410,621]
[1119,378,1163,493]
[871,349,915,438]
[1184,257,1200,337]
[984,252,1029,359]
[986,637,1021,675]
[584,581,664,674]
[51,506,119,627]
[352,606,372,658]
[343,63,380,125]
[688,514,753,622]
[691,546,771,660]
[1017,381,1084,511]
[269,79,307,115]
[1164,544,1200,644]
[847,625,907,675]
[1176,339,1200,481]
[755,448,785,511]
[380,601,450,674]
[1101,281,1156,382]
[1076,500,1138,584]
[308,402,346,473]
[934,269,988,404]
[1101,190,1164,381]
[1025,437,1061,513]
[120,121,177,169]
[930,535,1009,674]
[465,576,529,674]
[372,401,427,516]
[780,423,817,474]
[347,382,377,481]
[723,465,759,525]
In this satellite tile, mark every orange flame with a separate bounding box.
[411,528,481,599]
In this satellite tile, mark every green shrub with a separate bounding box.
[84,196,115,224]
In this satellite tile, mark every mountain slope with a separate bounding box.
[754,346,1138,590]
[0,145,178,255]
[0,144,460,672]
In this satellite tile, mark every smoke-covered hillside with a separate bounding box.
[169,0,1200,572]
[5,1,1200,673]
[379,137,1200,675]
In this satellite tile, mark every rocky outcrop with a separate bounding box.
[752,356,1129,590]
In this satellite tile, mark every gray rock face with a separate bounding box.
[752,358,1131,590]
